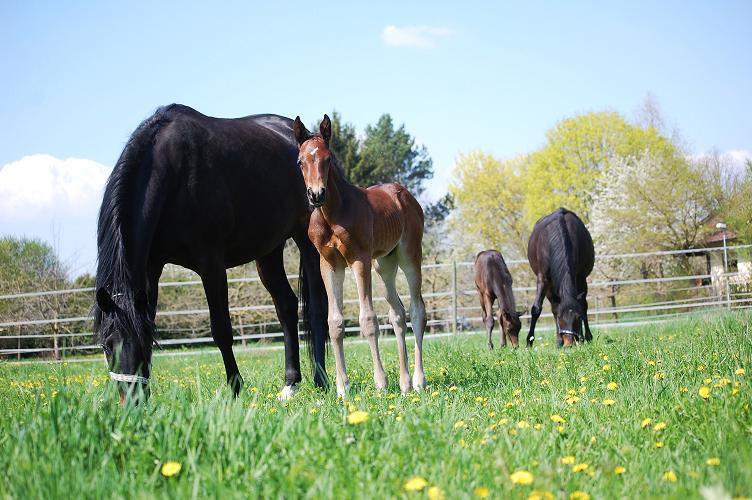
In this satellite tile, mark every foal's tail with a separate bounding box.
[298,256,329,388]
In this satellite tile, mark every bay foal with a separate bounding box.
[474,250,523,349]
[293,114,427,396]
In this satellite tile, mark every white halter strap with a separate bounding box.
[556,316,578,339]
[109,371,150,385]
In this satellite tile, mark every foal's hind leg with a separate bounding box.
[398,251,427,390]
[375,253,412,393]
[352,258,388,391]
[256,246,302,400]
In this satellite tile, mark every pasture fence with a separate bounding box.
[1,244,751,360]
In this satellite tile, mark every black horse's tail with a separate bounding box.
[298,256,329,387]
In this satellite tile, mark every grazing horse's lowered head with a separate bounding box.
[554,294,586,347]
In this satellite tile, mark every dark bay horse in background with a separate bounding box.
[526,208,595,347]
[94,104,328,401]
[474,250,523,349]
[293,114,427,396]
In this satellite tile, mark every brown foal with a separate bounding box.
[293,114,427,396]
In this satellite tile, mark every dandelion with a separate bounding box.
[347,410,369,425]
[517,421,530,429]
[735,367,745,376]
[648,360,656,366]
[550,414,565,424]
[606,382,618,391]
[427,486,445,500]
[699,386,711,400]
[655,441,664,448]
[602,364,611,371]
[641,418,652,428]
[557,425,566,433]
[454,420,466,429]
[697,365,705,372]
[706,457,720,466]
[569,492,590,500]
[510,470,534,485]
[565,395,580,405]
[404,476,428,492]
[654,372,666,380]
[473,487,490,498]
[411,396,421,403]
[653,422,667,432]
[540,378,551,386]
[529,491,555,500]
[561,455,576,465]
[431,390,439,397]
[449,386,458,392]
[614,466,626,475]
[602,399,616,406]
[572,463,589,473]
[662,470,677,482]
[160,461,182,477]
[680,387,688,393]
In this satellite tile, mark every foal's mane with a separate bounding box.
[547,209,579,305]
[94,105,176,345]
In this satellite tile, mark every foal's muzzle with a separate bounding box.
[307,187,326,207]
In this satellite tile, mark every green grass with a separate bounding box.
[1,312,750,499]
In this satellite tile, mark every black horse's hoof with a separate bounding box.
[228,373,244,397]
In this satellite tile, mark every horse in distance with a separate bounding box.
[526,208,595,348]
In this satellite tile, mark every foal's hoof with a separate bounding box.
[400,377,413,394]
[278,384,299,401]
[336,383,351,399]
[412,371,426,391]
[487,342,494,351]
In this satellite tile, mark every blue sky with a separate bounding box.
[1,1,750,276]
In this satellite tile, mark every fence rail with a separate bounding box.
[2,244,750,359]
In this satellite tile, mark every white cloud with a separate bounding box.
[0,154,111,218]
[0,155,111,276]
[382,25,452,48]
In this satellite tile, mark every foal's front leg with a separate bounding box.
[320,256,349,397]
[352,259,388,391]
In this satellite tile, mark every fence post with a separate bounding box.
[451,260,458,334]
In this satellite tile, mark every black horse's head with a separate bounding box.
[556,295,585,347]
[94,287,154,402]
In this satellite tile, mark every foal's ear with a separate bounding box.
[96,288,115,314]
[320,114,332,146]
[293,116,310,146]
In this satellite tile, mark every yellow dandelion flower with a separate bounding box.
[557,425,566,433]
[431,390,440,397]
[474,487,490,498]
[488,411,497,417]
[614,466,626,475]
[517,420,530,429]
[602,364,611,371]
[662,470,677,482]
[648,360,656,366]
[550,414,565,424]
[653,421,667,432]
[160,461,182,477]
[498,418,509,425]
[347,410,369,425]
[680,387,688,393]
[561,455,576,465]
[540,378,551,386]
[606,382,618,391]
[706,457,720,466]
[534,423,542,430]
[641,418,652,428]
[513,389,522,397]
[602,399,616,406]
[411,396,420,403]
[427,486,445,500]
[655,441,664,448]
[569,491,591,500]
[449,386,458,392]
[404,476,428,492]
[703,378,712,384]
[654,372,665,380]
[510,470,534,485]
[567,389,578,396]
[572,463,589,473]
[396,415,403,422]
[699,386,711,400]
[454,420,466,429]
[590,436,597,444]
[736,367,745,376]
[565,395,580,405]
[580,376,588,383]
[697,365,705,371]
[529,491,555,500]
[732,388,739,396]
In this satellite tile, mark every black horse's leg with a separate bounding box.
[527,275,546,347]
[296,234,329,389]
[255,245,302,399]
[577,280,593,342]
[200,258,243,396]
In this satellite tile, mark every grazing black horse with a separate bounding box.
[474,250,523,349]
[526,208,595,348]
[94,104,328,401]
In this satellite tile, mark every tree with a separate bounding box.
[327,111,361,183]
[719,158,752,244]
[448,151,529,258]
[355,114,433,196]
[523,111,676,226]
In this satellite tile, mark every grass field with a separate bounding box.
[1,312,750,499]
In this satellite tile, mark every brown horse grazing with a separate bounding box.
[293,114,427,396]
[526,208,595,348]
[474,250,523,350]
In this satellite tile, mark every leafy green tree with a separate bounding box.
[0,237,67,293]
[355,114,433,195]
[448,151,529,258]
[327,111,361,183]
[720,159,752,244]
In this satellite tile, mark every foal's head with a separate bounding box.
[293,114,333,208]
[501,310,524,348]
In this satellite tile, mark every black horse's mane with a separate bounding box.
[93,105,176,345]
[548,209,580,308]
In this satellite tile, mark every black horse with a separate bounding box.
[474,250,523,349]
[526,208,594,348]
[94,104,328,400]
